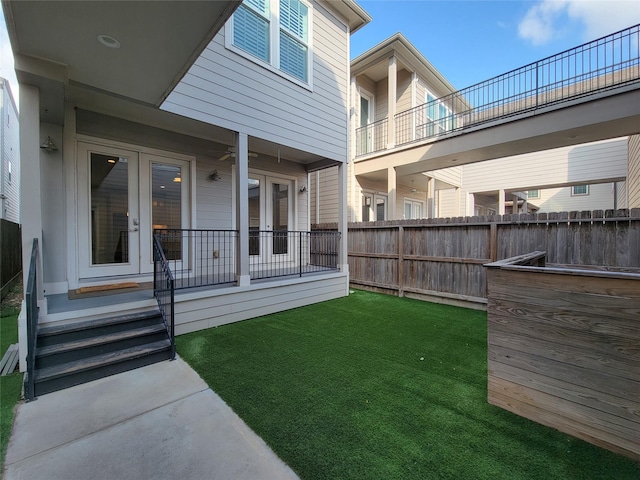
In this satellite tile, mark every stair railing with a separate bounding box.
[25,238,39,401]
[153,234,176,360]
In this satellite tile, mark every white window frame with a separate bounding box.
[571,184,589,196]
[425,89,454,136]
[226,0,314,90]
[404,199,424,219]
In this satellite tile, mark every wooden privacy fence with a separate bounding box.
[485,252,640,460]
[314,208,640,306]
[1,219,22,301]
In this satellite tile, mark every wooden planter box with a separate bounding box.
[485,252,640,461]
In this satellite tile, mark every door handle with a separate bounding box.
[132,218,139,226]
[130,227,139,232]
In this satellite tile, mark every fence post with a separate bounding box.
[398,226,404,297]
[490,221,498,262]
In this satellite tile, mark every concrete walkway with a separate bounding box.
[3,358,299,480]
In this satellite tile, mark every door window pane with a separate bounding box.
[272,183,289,254]
[249,178,261,255]
[90,153,129,264]
[152,163,182,260]
[375,197,386,221]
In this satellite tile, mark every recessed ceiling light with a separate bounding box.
[97,34,121,49]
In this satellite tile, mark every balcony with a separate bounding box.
[356,24,640,157]
[154,229,341,290]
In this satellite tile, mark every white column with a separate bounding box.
[498,189,506,215]
[387,56,397,148]
[467,192,475,216]
[387,166,396,220]
[19,84,44,372]
[427,177,436,218]
[235,132,250,286]
[513,193,520,214]
[337,162,349,279]
[20,84,44,301]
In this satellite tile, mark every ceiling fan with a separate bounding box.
[217,147,258,162]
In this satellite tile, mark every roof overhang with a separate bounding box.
[325,0,371,34]
[352,33,459,98]
[2,0,240,122]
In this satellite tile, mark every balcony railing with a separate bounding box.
[355,118,388,156]
[153,229,341,289]
[250,230,340,280]
[357,24,640,156]
[25,238,39,402]
[152,235,175,360]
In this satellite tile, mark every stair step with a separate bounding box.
[36,324,168,367]
[35,340,172,383]
[37,310,162,346]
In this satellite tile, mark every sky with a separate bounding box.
[351,0,640,89]
[1,0,639,106]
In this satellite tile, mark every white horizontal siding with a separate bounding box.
[628,135,640,208]
[462,138,628,192]
[174,273,349,334]
[375,78,388,121]
[1,84,20,223]
[162,0,349,162]
[396,69,413,113]
[532,183,616,212]
[432,166,461,188]
[437,188,459,218]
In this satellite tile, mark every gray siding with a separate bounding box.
[162,0,349,162]
[396,69,413,113]
[1,81,20,223]
[629,135,640,208]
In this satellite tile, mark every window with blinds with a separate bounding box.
[229,0,311,85]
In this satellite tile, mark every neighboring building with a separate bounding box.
[310,33,633,224]
[461,137,629,215]
[5,0,371,371]
[0,77,19,223]
[311,33,464,223]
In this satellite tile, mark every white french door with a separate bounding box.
[248,173,294,266]
[77,142,190,279]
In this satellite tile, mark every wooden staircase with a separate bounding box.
[27,310,172,397]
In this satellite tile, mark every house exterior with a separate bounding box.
[5,0,371,369]
[310,33,634,224]
[311,33,464,223]
[0,77,19,223]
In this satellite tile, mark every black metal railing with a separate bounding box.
[356,118,388,156]
[249,230,340,280]
[358,24,640,155]
[25,238,39,401]
[153,235,175,360]
[154,229,238,290]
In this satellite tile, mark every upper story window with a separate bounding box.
[228,0,312,86]
[7,161,11,184]
[572,184,589,196]
[425,90,454,136]
[527,189,540,199]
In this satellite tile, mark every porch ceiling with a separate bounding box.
[3,0,239,112]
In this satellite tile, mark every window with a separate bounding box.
[424,90,454,137]
[527,189,540,199]
[404,199,424,219]
[572,184,589,196]
[7,162,11,184]
[362,193,386,221]
[228,0,311,85]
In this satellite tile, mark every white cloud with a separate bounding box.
[518,0,640,46]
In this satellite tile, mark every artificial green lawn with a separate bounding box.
[1,305,22,471]
[177,289,640,480]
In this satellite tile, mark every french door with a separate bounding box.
[77,142,190,279]
[248,173,294,267]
